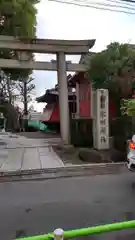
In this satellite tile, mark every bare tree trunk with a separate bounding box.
[23,79,28,115]
[23,79,28,132]
[7,76,12,103]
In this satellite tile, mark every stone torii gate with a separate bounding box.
[0,36,95,144]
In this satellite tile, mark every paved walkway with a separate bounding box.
[0,132,64,172]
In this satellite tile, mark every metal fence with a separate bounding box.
[16,220,135,240]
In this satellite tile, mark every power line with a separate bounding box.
[120,0,135,3]
[82,0,135,8]
[48,0,135,14]
[74,0,135,11]
[107,0,135,5]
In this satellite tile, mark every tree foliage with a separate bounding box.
[87,42,135,99]
[16,76,36,114]
[0,0,39,37]
[17,77,35,102]
[121,99,135,116]
[0,0,39,102]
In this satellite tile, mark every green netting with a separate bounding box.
[16,220,135,240]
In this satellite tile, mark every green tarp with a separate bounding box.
[28,121,48,132]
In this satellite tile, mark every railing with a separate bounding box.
[16,220,135,240]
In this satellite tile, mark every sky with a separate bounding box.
[32,0,135,111]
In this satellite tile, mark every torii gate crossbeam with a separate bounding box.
[0,36,95,144]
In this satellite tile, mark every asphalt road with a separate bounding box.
[1,173,135,240]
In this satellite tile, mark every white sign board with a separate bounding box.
[28,112,41,121]
[23,115,28,120]
[92,89,109,150]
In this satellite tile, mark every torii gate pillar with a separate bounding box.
[57,52,70,144]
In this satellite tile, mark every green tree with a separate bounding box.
[120,98,135,118]
[0,0,39,110]
[0,70,19,103]
[16,77,36,114]
[0,0,38,37]
[87,42,135,115]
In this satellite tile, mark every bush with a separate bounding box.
[110,116,133,138]
[70,119,93,147]
[110,116,133,152]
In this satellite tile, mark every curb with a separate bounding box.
[0,162,128,182]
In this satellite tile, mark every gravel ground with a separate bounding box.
[16,131,60,139]
[52,145,84,165]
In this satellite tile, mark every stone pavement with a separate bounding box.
[0,132,64,172]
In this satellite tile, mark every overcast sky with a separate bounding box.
[33,0,135,111]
